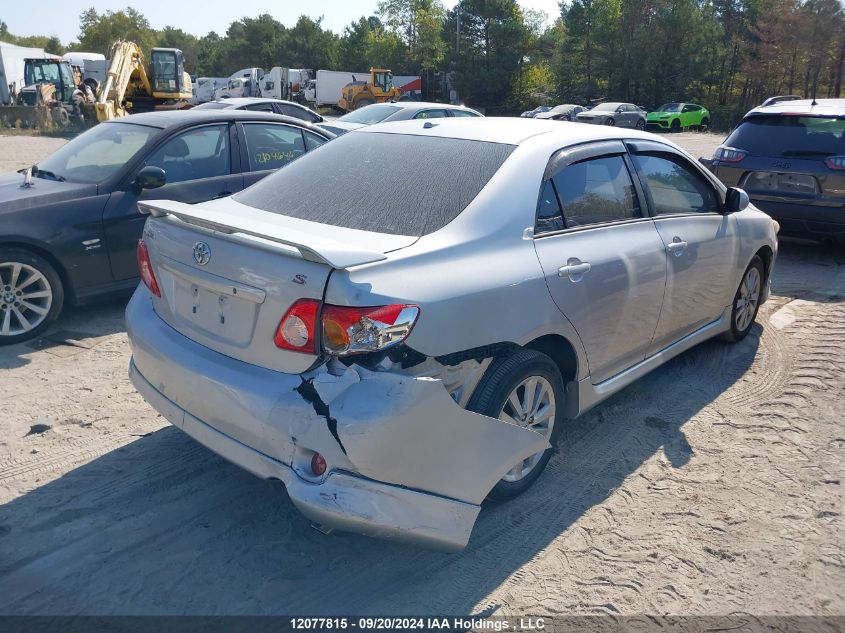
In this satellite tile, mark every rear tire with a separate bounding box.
[0,248,64,346]
[467,348,564,500]
[720,255,764,343]
[636,119,645,130]
[700,117,710,131]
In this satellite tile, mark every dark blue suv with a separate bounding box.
[706,99,845,245]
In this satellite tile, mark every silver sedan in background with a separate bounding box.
[317,101,482,135]
[577,102,647,128]
[126,118,777,550]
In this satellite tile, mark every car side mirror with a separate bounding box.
[724,187,750,214]
[134,166,166,191]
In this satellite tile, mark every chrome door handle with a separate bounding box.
[558,259,591,281]
[667,237,688,256]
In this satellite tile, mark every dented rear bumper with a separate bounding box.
[126,290,549,550]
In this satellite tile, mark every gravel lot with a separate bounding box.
[0,130,843,617]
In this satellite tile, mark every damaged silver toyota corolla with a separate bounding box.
[127,117,778,550]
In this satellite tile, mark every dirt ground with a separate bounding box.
[0,131,843,617]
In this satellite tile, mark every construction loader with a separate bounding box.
[95,40,192,121]
[337,68,403,111]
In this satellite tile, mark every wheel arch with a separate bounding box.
[524,333,579,385]
[0,240,73,303]
[754,244,775,284]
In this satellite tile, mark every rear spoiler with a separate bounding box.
[138,199,387,269]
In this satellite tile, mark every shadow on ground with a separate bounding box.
[0,297,128,370]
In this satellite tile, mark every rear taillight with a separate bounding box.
[274,301,420,356]
[136,240,161,297]
[713,146,747,163]
[322,304,420,356]
[274,299,320,353]
[824,156,845,170]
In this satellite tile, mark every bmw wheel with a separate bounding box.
[0,248,64,345]
[721,255,764,343]
[636,119,646,130]
[605,117,616,126]
[467,348,564,500]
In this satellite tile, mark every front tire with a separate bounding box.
[467,348,564,500]
[0,248,64,345]
[671,118,681,132]
[605,117,616,126]
[721,255,764,343]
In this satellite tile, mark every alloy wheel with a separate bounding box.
[0,262,53,337]
[735,266,760,331]
[498,376,556,482]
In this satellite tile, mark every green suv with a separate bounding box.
[647,103,710,131]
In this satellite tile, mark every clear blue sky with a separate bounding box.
[3,0,562,45]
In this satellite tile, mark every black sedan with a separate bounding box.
[0,110,333,344]
[194,97,324,124]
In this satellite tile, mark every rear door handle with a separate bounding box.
[666,237,688,256]
[558,259,591,281]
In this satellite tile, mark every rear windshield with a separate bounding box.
[234,132,515,236]
[725,115,845,157]
[336,104,402,125]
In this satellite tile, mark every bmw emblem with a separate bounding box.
[193,242,211,266]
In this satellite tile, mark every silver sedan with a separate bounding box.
[126,118,777,550]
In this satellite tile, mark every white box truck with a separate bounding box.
[303,69,371,107]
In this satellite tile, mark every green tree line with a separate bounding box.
[3,0,843,127]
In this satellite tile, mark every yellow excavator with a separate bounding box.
[337,68,403,111]
[95,40,193,121]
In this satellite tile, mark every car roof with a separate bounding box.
[356,116,661,146]
[205,97,304,107]
[105,109,333,136]
[746,98,845,117]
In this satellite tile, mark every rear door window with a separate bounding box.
[450,109,480,117]
[413,109,449,119]
[303,130,327,151]
[242,123,306,172]
[245,103,276,113]
[724,115,845,157]
[535,179,565,233]
[144,124,230,184]
[277,103,320,122]
[551,155,641,228]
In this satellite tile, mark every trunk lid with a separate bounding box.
[139,197,417,374]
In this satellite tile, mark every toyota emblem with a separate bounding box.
[193,242,211,266]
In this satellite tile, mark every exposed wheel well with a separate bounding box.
[525,334,578,384]
[0,241,72,302]
[755,245,774,283]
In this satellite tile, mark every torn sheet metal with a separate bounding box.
[313,367,550,505]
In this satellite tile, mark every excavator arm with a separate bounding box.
[95,40,152,122]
